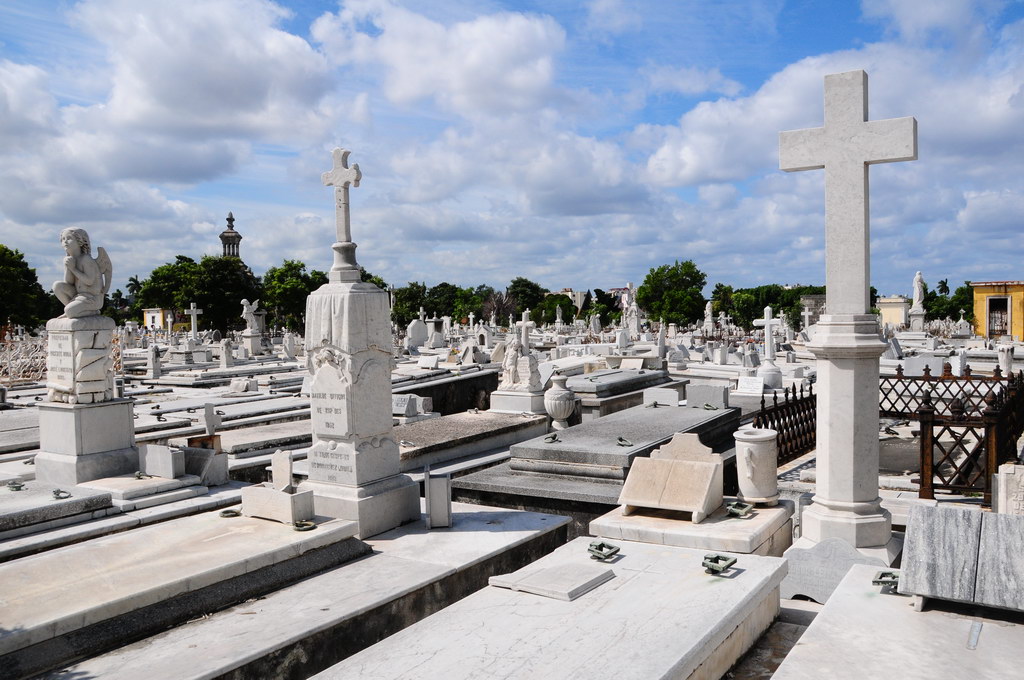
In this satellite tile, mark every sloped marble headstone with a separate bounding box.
[975,512,1024,611]
[897,505,981,604]
[781,537,887,603]
[618,457,722,523]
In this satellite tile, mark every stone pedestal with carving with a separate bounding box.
[45,316,116,404]
[908,310,925,332]
[34,399,138,485]
[298,280,419,539]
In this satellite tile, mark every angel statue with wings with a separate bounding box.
[53,227,111,319]
[240,298,260,332]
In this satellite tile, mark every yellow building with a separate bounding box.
[971,281,1024,339]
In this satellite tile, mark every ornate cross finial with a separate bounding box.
[321,148,363,280]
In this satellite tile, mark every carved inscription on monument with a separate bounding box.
[46,332,75,389]
[310,362,351,439]
[307,441,355,484]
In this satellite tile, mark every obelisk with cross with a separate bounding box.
[321,147,363,282]
[300,147,419,538]
[779,70,915,570]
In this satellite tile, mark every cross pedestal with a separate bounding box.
[754,306,783,389]
[778,70,916,598]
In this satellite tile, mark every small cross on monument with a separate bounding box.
[419,307,426,321]
[186,302,203,341]
[753,306,781,361]
[780,70,916,316]
[321,148,362,280]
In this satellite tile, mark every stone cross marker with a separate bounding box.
[754,306,781,361]
[186,302,203,341]
[518,310,536,347]
[780,70,917,315]
[321,148,362,279]
[801,306,813,330]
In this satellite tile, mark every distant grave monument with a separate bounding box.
[298,148,419,538]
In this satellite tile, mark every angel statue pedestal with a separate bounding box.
[35,227,138,486]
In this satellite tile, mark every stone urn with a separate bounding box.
[544,373,576,431]
[734,428,779,506]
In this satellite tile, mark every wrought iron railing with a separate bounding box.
[753,384,816,466]
[880,363,1006,419]
[916,370,1024,506]
[0,338,47,386]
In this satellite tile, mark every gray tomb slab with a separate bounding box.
[565,368,670,398]
[509,405,736,474]
[974,512,1024,611]
[897,505,981,605]
[392,395,416,417]
[780,537,887,604]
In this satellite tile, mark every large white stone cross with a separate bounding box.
[186,302,203,340]
[779,70,917,316]
[322,148,361,244]
[754,306,781,361]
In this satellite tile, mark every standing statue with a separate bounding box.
[240,299,260,332]
[556,305,563,324]
[911,271,925,312]
[704,301,713,322]
[499,333,523,390]
[53,227,111,319]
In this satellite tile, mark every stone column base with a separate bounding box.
[35,399,138,486]
[299,473,420,539]
[489,390,546,414]
[242,331,262,356]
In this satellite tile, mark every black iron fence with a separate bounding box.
[753,384,816,466]
[880,363,1007,419]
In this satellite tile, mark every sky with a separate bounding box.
[1,0,1022,301]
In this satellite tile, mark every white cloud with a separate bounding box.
[313,2,565,118]
[584,0,643,36]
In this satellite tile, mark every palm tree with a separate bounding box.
[937,279,950,296]
[126,275,142,301]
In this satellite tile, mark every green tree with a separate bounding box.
[452,286,484,323]
[731,292,759,328]
[392,282,427,327]
[424,282,461,318]
[506,277,548,316]
[937,279,950,296]
[0,245,51,336]
[635,260,708,326]
[711,283,734,315]
[589,288,620,327]
[135,255,262,333]
[263,260,327,331]
[533,293,574,325]
[948,282,973,322]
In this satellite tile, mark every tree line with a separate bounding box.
[0,244,975,337]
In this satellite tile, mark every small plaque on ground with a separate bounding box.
[489,563,614,601]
